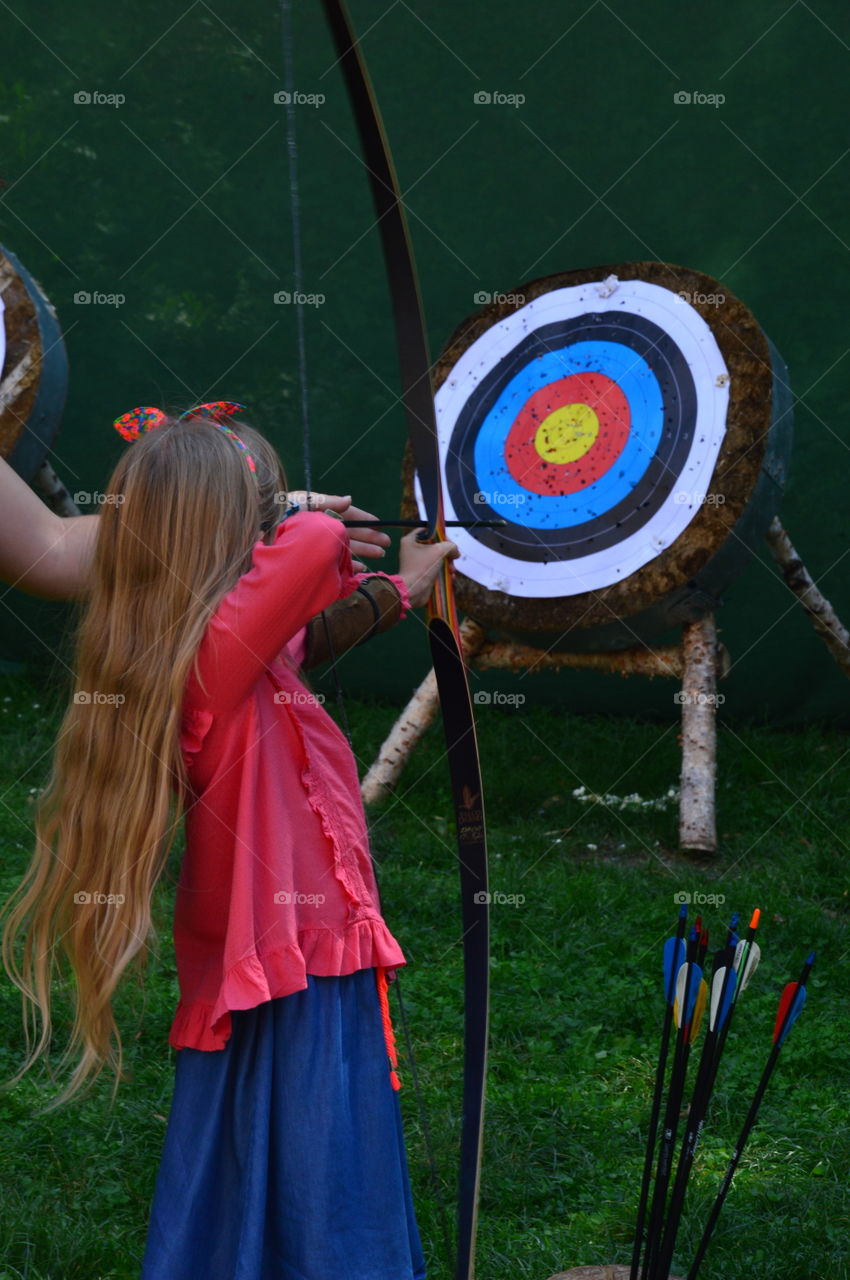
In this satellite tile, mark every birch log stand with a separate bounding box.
[363,517,850,852]
[361,614,726,853]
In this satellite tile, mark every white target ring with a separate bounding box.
[416,278,730,599]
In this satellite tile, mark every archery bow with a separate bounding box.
[317,4,491,1277]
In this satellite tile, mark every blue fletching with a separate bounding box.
[713,967,737,1031]
[777,985,807,1045]
[663,936,686,1003]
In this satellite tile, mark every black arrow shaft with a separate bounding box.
[655,1028,718,1278]
[656,950,737,1279]
[642,957,698,1280]
[343,519,504,528]
[629,912,688,1280]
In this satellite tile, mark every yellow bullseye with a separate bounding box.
[534,403,599,464]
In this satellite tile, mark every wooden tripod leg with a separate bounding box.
[679,613,718,854]
[765,516,850,676]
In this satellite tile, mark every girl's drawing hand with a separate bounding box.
[287,491,391,571]
[398,529,459,608]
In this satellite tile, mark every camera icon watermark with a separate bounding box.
[673,90,725,108]
[73,90,125,108]
[273,890,326,905]
[73,890,126,905]
[273,90,325,107]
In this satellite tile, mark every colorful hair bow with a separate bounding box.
[112,401,257,475]
[113,405,167,442]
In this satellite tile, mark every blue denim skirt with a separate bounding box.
[141,968,426,1280]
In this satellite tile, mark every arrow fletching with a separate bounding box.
[773,952,814,1045]
[674,962,703,1028]
[664,934,687,1005]
[734,938,761,992]
[709,953,738,1032]
[773,983,806,1044]
[689,978,709,1043]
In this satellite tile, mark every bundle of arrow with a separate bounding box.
[628,906,814,1280]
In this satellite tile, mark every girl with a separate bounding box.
[2,402,456,1280]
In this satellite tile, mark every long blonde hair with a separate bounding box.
[1,414,287,1105]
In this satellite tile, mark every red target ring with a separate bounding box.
[504,371,631,496]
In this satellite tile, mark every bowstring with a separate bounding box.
[281,0,351,739]
[278,7,451,1266]
[281,0,312,496]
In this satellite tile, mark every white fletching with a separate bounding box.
[674,962,691,1026]
[734,939,761,992]
[709,965,730,1031]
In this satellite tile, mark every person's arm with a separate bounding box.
[189,511,356,714]
[301,528,457,668]
[286,490,390,571]
[0,457,98,599]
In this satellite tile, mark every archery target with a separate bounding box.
[418,279,730,599]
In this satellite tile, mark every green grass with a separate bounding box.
[0,668,848,1280]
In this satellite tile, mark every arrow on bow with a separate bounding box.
[317,4,490,1277]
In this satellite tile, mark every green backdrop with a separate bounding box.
[2,0,849,723]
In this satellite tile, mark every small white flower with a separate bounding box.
[572,785,680,813]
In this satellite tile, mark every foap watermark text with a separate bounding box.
[673,90,725,108]
[473,691,526,707]
[473,90,525,108]
[673,890,726,906]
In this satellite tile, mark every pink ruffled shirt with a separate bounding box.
[170,511,409,1051]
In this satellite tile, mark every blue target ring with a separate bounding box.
[472,341,664,529]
